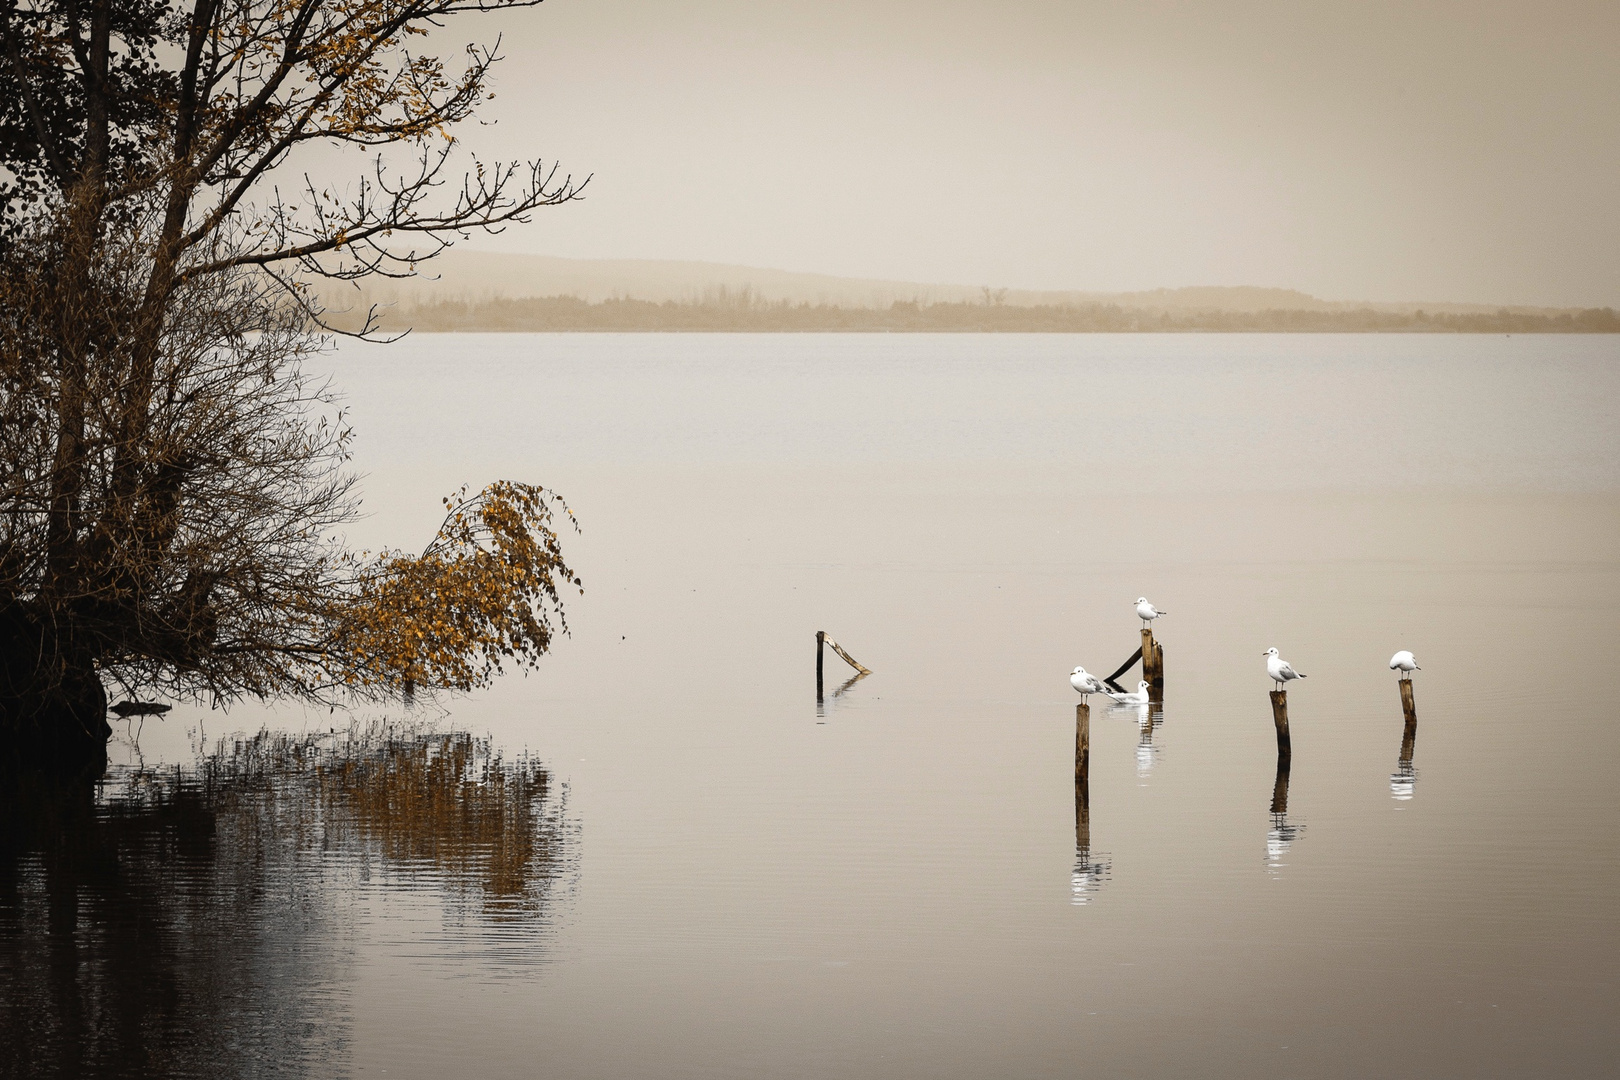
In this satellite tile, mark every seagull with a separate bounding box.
[1070,666,1107,700]
[1106,680,1151,705]
[1135,598,1166,626]
[1389,650,1420,676]
[1263,647,1305,688]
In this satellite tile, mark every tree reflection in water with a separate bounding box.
[0,727,574,1079]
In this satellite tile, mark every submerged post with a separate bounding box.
[1270,689,1291,762]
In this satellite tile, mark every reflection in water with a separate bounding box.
[0,727,574,1079]
[1071,794,1111,905]
[1109,702,1163,781]
[816,670,869,718]
[1265,754,1305,876]
[1072,720,1110,905]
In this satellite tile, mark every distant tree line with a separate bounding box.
[367,295,1620,333]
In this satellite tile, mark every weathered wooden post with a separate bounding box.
[1399,680,1417,762]
[1075,703,1090,781]
[1075,703,1091,851]
[1140,628,1164,702]
[1270,690,1291,763]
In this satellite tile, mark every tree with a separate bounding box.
[0,0,586,765]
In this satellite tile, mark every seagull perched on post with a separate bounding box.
[1106,680,1151,705]
[1135,598,1166,627]
[1389,651,1420,676]
[1264,647,1305,689]
[1070,666,1107,701]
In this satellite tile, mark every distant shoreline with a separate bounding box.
[333,294,1620,334]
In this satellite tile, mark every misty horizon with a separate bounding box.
[403,0,1620,310]
[433,249,1617,313]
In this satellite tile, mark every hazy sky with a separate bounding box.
[438,0,1618,305]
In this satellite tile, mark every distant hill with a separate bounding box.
[311,252,1613,333]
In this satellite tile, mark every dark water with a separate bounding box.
[4,335,1618,1077]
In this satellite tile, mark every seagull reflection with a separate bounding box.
[1265,754,1305,875]
[1108,701,1163,780]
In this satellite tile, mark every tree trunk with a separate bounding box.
[0,607,110,771]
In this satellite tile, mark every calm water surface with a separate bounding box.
[4,334,1619,1078]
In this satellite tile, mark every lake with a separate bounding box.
[4,333,1619,1078]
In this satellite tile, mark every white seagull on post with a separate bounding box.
[1106,680,1152,705]
[1135,598,1166,627]
[1070,666,1107,701]
[1390,650,1420,676]
[1264,647,1305,689]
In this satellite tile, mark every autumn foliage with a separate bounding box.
[333,482,582,694]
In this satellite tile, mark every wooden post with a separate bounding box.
[1398,678,1417,765]
[1151,639,1165,701]
[1075,703,1090,780]
[815,631,824,704]
[1140,628,1155,688]
[1270,689,1291,763]
[1075,703,1091,851]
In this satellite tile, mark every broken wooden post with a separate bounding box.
[1270,689,1291,763]
[1151,639,1164,700]
[1399,678,1417,730]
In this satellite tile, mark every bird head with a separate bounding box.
[1136,597,1149,605]
[1264,647,1279,656]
